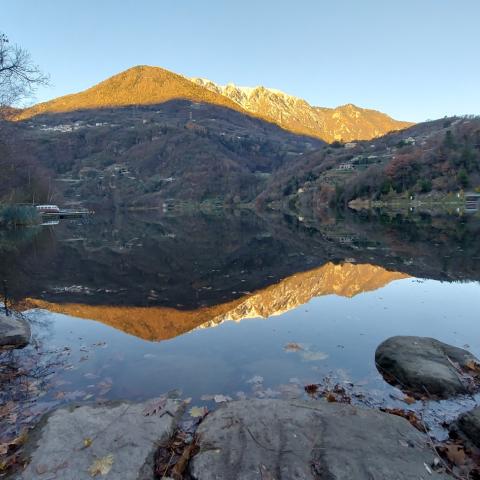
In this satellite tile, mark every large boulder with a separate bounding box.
[15,399,183,480]
[0,313,30,349]
[452,406,480,447]
[375,336,479,398]
[190,399,449,479]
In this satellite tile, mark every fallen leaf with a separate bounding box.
[325,392,337,403]
[88,454,114,476]
[284,342,304,352]
[444,444,466,466]
[189,406,208,418]
[403,395,416,405]
[304,384,319,395]
[83,438,93,449]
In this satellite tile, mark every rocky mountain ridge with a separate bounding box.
[13,65,412,142]
[191,76,413,142]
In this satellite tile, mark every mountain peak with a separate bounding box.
[15,65,244,121]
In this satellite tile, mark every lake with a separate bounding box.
[1,209,480,440]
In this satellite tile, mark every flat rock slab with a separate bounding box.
[190,399,450,480]
[375,336,479,398]
[15,399,182,480]
[0,313,30,349]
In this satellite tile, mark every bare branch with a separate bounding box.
[0,32,49,111]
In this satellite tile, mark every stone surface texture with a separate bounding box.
[190,399,450,480]
[375,336,479,397]
[15,400,182,480]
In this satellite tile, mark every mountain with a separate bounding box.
[14,66,244,121]
[23,262,409,342]
[191,77,413,142]
[14,65,411,142]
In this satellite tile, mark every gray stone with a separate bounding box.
[190,399,449,480]
[375,336,479,398]
[453,406,480,447]
[0,313,30,349]
[15,399,183,480]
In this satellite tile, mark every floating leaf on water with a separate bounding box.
[189,406,208,418]
[88,454,114,476]
[284,342,304,352]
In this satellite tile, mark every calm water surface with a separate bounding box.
[2,210,480,438]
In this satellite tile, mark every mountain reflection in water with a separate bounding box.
[24,262,409,341]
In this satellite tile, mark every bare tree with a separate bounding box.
[0,32,49,110]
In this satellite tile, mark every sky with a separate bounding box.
[2,0,480,122]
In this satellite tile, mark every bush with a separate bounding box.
[0,205,40,226]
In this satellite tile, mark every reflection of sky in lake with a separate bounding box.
[25,277,480,416]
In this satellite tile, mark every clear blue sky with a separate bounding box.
[3,0,479,122]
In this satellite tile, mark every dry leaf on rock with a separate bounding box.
[83,437,93,449]
[88,454,114,477]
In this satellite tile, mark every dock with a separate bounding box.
[40,209,94,219]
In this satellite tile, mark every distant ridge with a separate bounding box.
[15,65,413,142]
[191,77,414,142]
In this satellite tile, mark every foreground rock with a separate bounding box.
[452,406,480,448]
[0,313,30,349]
[375,336,479,398]
[15,399,182,480]
[190,399,449,479]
